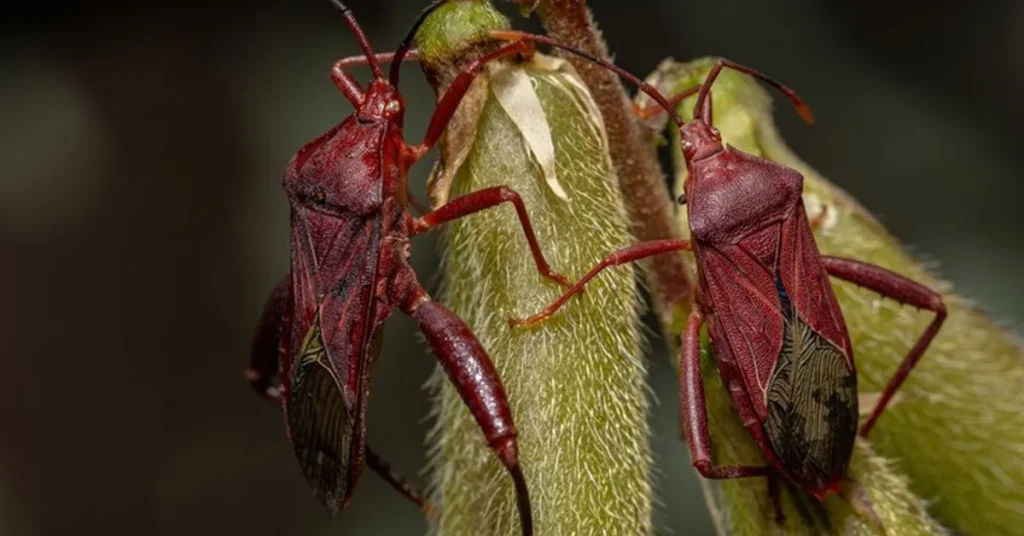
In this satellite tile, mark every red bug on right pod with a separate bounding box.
[498,36,948,511]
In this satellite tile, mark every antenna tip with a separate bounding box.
[329,0,351,15]
[797,104,815,125]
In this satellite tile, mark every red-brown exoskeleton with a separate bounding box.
[496,42,947,511]
[244,4,577,533]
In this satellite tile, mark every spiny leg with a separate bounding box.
[679,310,773,480]
[509,239,691,328]
[411,186,571,288]
[821,256,947,437]
[403,289,533,536]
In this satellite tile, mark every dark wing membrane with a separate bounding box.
[764,312,857,493]
[288,319,355,513]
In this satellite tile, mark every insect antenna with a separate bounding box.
[488,31,814,137]
[488,30,687,130]
[329,0,384,80]
[693,60,815,126]
[389,0,448,87]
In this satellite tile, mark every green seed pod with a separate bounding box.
[417,3,650,535]
[641,56,1022,535]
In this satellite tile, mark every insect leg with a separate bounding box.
[411,186,571,287]
[680,310,773,479]
[765,472,787,525]
[253,376,434,514]
[403,290,533,536]
[508,239,691,328]
[252,360,434,516]
[330,50,421,107]
[245,275,290,405]
[365,445,437,518]
[331,50,420,96]
[407,40,536,160]
[821,256,947,437]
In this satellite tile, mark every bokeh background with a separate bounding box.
[3,0,1023,534]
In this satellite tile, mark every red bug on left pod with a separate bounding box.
[244,2,572,533]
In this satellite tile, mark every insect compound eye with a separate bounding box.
[385,99,401,114]
[676,192,687,205]
[310,186,327,206]
[682,140,694,153]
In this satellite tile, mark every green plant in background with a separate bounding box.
[417,2,650,534]
[413,1,1024,535]
[642,57,1024,536]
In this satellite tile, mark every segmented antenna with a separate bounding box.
[489,31,814,131]
[488,30,687,131]
[389,0,448,86]
[693,60,814,125]
[329,0,384,80]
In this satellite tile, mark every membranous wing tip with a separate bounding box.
[764,311,857,494]
[288,321,355,511]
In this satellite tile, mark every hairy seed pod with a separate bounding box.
[417,3,650,535]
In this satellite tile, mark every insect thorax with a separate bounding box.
[687,149,803,244]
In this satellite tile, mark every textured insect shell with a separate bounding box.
[687,145,858,496]
[279,112,413,513]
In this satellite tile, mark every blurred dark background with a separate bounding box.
[2,0,1022,534]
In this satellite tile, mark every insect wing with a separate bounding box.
[763,306,857,494]
[777,202,853,361]
[696,238,785,415]
[287,317,355,513]
[282,180,387,512]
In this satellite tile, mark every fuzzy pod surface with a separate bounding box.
[640,56,1023,535]
[417,3,651,535]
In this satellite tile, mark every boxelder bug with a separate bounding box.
[493,33,947,508]
[244,3,579,533]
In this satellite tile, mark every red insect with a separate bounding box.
[496,40,947,509]
[244,3,575,533]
